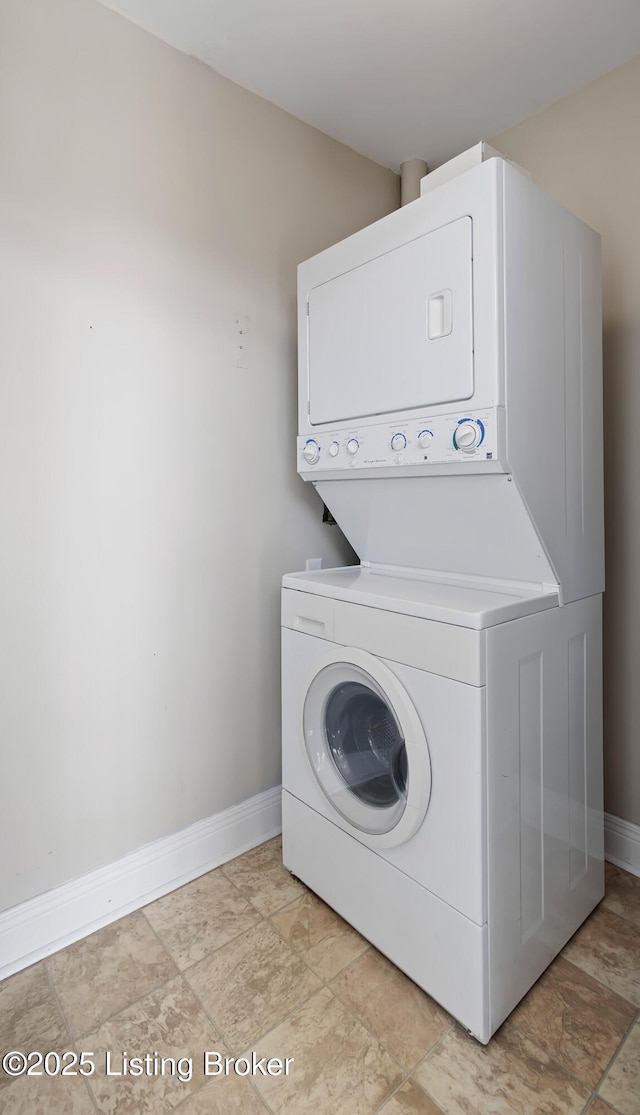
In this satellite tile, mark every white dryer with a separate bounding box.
[282,151,605,1042]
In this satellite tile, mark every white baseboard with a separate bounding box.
[2,796,635,984]
[605,811,640,877]
[0,786,282,982]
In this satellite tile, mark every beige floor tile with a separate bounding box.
[247,986,403,1115]
[378,1079,446,1114]
[270,891,369,980]
[221,838,306,915]
[506,955,636,1087]
[602,863,640,928]
[81,974,219,1113]
[589,1099,623,1115]
[47,911,176,1037]
[0,964,69,1094]
[599,1021,640,1115]
[0,1073,96,1114]
[144,869,261,969]
[185,921,321,1050]
[562,905,640,1006]
[331,949,452,1072]
[414,1024,590,1115]
[178,1076,269,1113]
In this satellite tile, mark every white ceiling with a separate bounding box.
[98,0,640,170]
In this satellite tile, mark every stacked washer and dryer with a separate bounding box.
[281,151,604,1043]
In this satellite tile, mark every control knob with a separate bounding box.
[329,441,340,457]
[390,432,407,452]
[302,439,320,464]
[417,429,433,449]
[453,420,484,453]
[346,439,359,456]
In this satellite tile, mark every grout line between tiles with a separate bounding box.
[162,838,301,1115]
[590,1006,640,1110]
[504,1022,599,1102]
[135,850,324,1072]
[554,954,640,1012]
[369,1063,418,1114]
[176,935,282,1115]
[580,1089,626,1115]
[16,842,638,1115]
[71,966,181,1044]
[266,903,373,984]
[41,960,100,1114]
[600,900,640,932]
[266,872,640,1108]
[267,905,456,1102]
[42,906,182,1043]
[42,959,78,1049]
[0,958,101,1115]
[173,877,405,1111]
[168,899,320,1067]
[140,895,261,974]
[563,906,640,1007]
[400,1026,457,1114]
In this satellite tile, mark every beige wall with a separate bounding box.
[492,56,640,828]
[0,0,398,912]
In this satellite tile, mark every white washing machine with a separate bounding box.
[281,566,602,1042]
[282,149,605,1042]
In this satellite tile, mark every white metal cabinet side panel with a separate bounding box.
[315,473,557,585]
[332,598,485,685]
[502,164,604,604]
[308,217,474,425]
[281,628,486,922]
[282,790,489,1042]
[485,597,604,1033]
[297,159,504,436]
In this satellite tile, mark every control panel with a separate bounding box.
[298,410,502,474]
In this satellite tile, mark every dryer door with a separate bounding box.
[302,647,431,848]
[307,216,473,425]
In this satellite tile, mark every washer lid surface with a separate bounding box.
[283,566,558,629]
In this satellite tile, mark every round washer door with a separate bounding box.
[302,647,431,849]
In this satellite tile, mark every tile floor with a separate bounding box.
[1,841,639,1115]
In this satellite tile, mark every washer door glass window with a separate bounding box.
[303,659,429,838]
[324,679,407,810]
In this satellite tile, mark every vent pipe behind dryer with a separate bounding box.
[400,158,428,205]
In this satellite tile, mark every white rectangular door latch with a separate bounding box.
[427,289,453,339]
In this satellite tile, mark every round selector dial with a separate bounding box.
[417,429,433,449]
[346,438,359,456]
[329,441,340,458]
[390,432,407,452]
[453,420,484,453]
[302,439,320,464]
